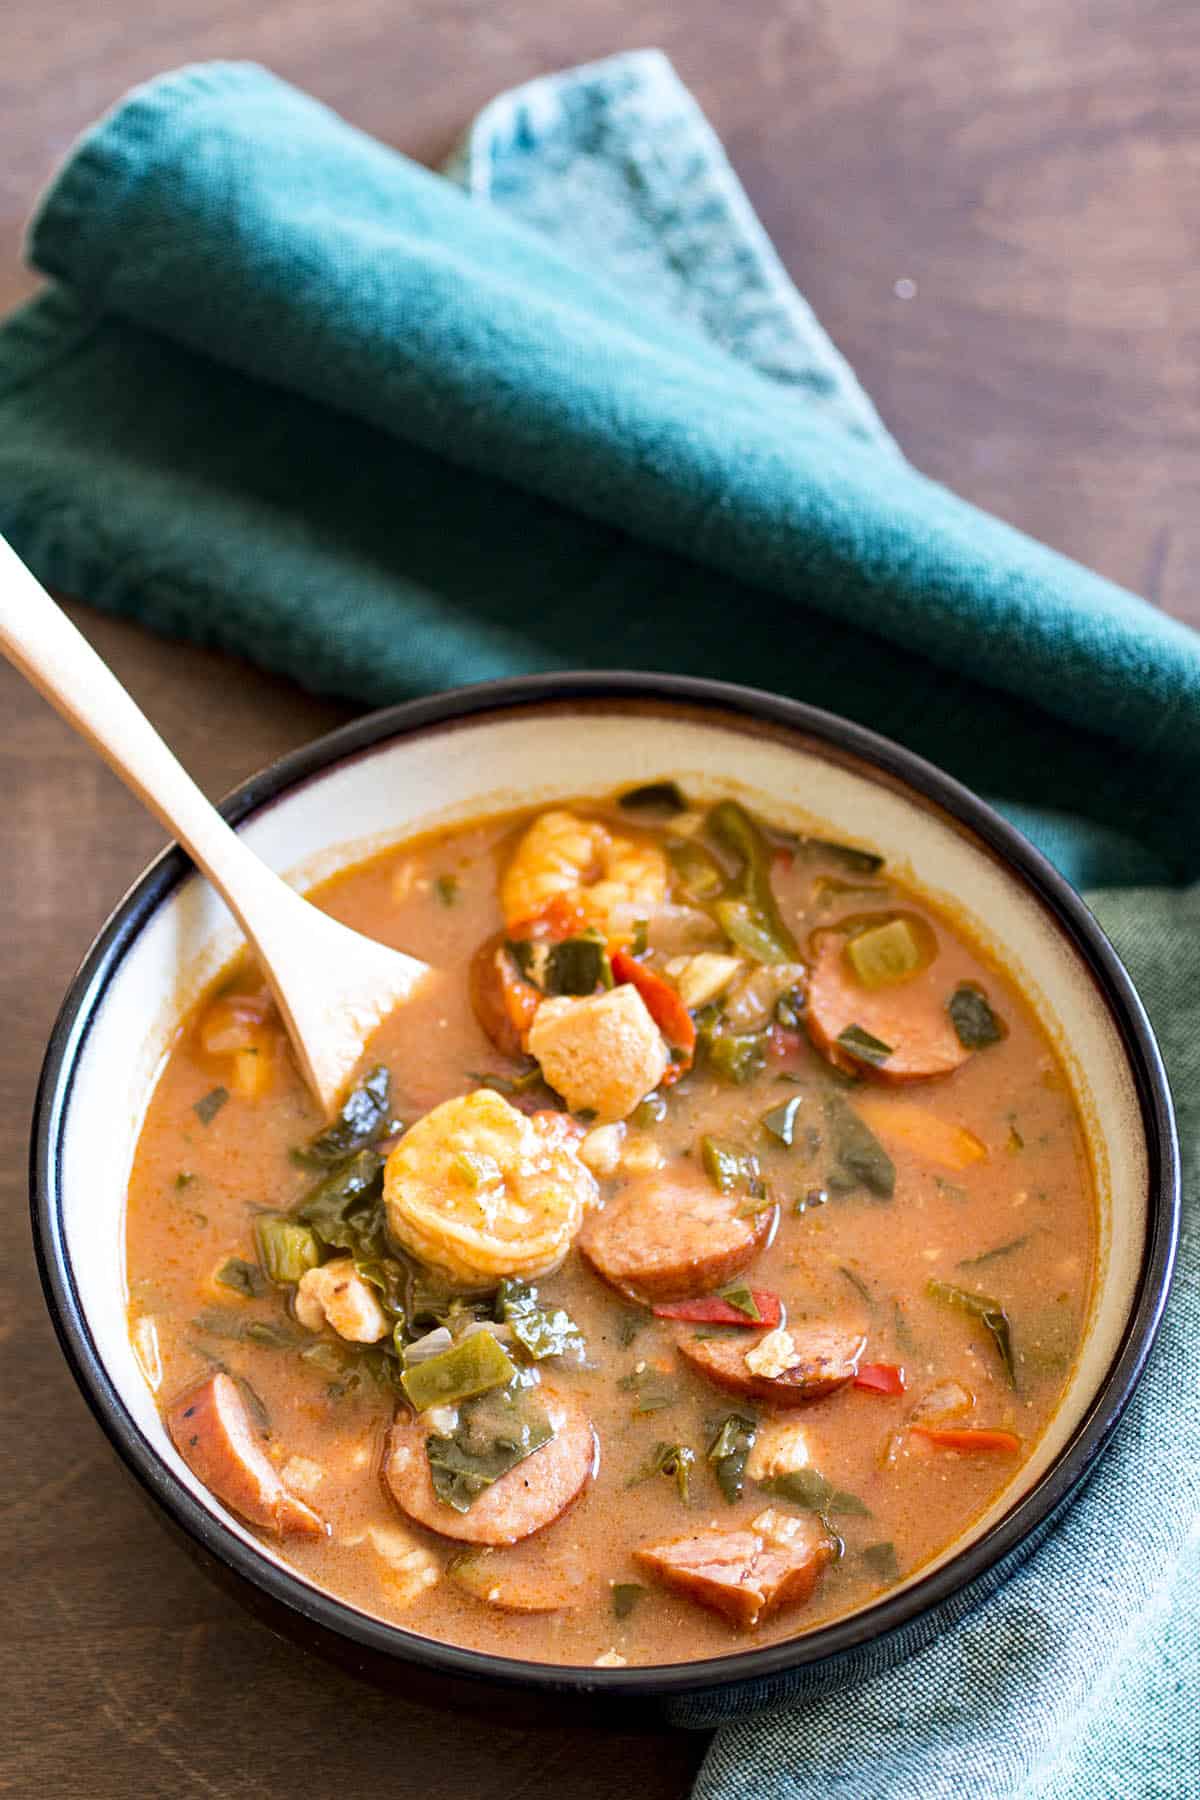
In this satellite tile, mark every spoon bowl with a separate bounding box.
[0,532,430,1114]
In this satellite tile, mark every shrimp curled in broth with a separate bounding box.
[383,1089,598,1287]
[500,809,668,933]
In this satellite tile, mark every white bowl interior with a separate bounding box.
[57,704,1146,1626]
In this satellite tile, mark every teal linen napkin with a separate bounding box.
[2,57,1200,890]
[1,50,1196,1796]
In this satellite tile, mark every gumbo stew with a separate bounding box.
[127,787,1095,1667]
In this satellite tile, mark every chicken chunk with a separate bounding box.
[295,1258,389,1343]
[366,1522,441,1608]
[746,1420,813,1485]
[528,985,670,1122]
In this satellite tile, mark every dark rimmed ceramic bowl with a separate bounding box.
[32,673,1178,1725]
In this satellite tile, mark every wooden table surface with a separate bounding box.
[2,3,1196,1795]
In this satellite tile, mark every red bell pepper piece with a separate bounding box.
[909,1425,1021,1454]
[652,1290,782,1328]
[610,949,697,1075]
[853,1362,907,1396]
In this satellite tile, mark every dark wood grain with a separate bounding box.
[1,3,1196,1794]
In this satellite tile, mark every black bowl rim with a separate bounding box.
[31,670,1180,1700]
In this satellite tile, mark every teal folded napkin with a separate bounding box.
[1,51,1196,1797]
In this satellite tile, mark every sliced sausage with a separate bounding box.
[806,935,969,1082]
[677,1323,865,1405]
[384,1389,596,1546]
[470,933,540,1059]
[167,1372,324,1539]
[579,1167,774,1303]
[635,1507,835,1627]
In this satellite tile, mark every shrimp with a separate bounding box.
[383,1089,598,1287]
[500,809,669,933]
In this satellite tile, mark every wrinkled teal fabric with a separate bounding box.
[1,56,1200,889]
[0,49,1195,1796]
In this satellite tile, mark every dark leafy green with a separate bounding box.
[193,1086,229,1126]
[928,1280,1017,1386]
[707,1412,758,1502]
[957,1236,1030,1270]
[838,1266,874,1308]
[628,1440,696,1503]
[761,1468,871,1517]
[426,1386,554,1512]
[612,1582,647,1620]
[496,1280,585,1361]
[836,1024,894,1068]
[717,1283,761,1320]
[192,1311,304,1349]
[292,1149,387,1259]
[619,781,688,815]
[805,837,885,876]
[825,1099,896,1199]
[948,984,1005,1050]
[214,1257,265,1299]
[615,1310,645,1348]
[296,1066,392,1167]
[861,1541,901,1583]
[509,933,611,996]
[468,1063,545,1098]
[760,1095,803,1146]
[617,1366,677,1414]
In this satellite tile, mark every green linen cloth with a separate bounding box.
[0,50,1196,1796]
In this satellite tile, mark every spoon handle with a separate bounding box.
[0,533,304,973]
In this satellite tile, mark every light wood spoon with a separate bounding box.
[0,533,431,1117]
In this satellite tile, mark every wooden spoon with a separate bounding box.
[0,533,431,1116]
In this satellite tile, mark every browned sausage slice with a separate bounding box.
[469,933,540,1060]
[635,1508,835,1627]
[384,1389,596,1546]
[806,935,969,1082]
[167,1372,324,1539]
[579,1167,775,1303]
[677,1323,865,1405]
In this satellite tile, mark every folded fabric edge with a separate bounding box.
[25,61,274,296]
[444,46,900,455]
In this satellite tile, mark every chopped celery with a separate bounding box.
[253,1214,321,1286]
[706,800,799,961]
[846,918,923,988]
[401,1330,516,1412]
[705,1030,767,1084]
[714,897,793,965]
[668,839,725,901]
[702,1135,748,1193]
